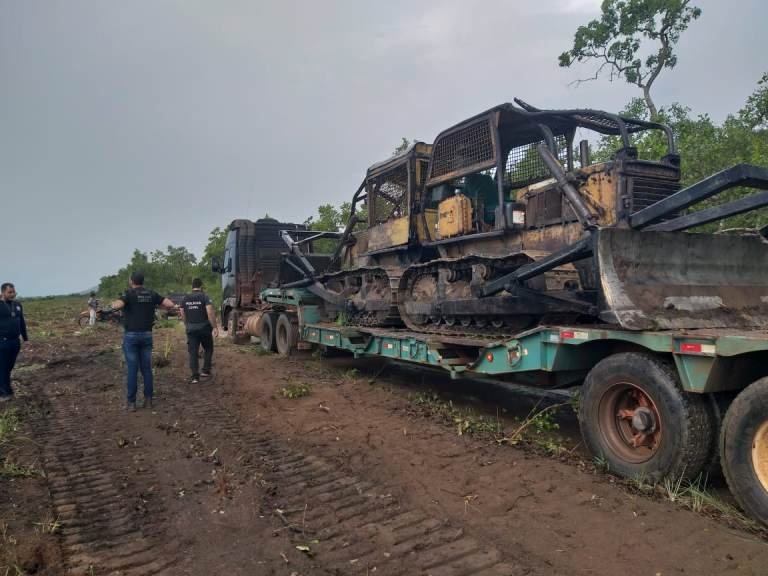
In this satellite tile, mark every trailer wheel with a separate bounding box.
[260,313,277,353]
[579,352,713,482]
[275,313,298,357]
[721,377,768,526]
[701,392,737,478]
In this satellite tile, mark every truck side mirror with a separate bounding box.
[211,256,222,274]
[226,258,233,273]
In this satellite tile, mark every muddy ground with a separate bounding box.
[1,298,767,575]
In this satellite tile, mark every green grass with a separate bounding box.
[409,390,572,452]
[12,364,45,376]
[412,391,502,437]
[33,516,61,535]
[22,295,83,337]
[154,318,181,330]
[235,344,271,356]
[281,383,312,399]
[497,400,567,452]
[0,408,20,447]
[0,460,39,478]
[612,466,763,531]
[0,408,39,479]
[342,368,360,381]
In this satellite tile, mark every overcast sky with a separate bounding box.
[2,0,766,296]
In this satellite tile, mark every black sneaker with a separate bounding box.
[200,372,211,379]
[125,401,137,412]
[188,376,199,384]
[143,397,153,409]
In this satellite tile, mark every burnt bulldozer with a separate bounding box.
[403,100,768,333]
[281,143,436,326]
[282,99,768,334]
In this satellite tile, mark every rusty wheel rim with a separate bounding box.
[752,420,768,492]
[597,382,663,464]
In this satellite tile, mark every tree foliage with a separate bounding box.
[742,72,768,131]
[593,74,768,231]
[393,137,411,155]
[559,0,701,118]
[303,203,355,253]
[303,203,351,232]
[98,227,228,306]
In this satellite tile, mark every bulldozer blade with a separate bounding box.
[596,228,768,330]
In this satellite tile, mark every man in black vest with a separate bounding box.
[180,278,218,384]
[112,271,175,410]
[0,282,28,402]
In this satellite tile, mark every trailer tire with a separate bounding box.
[701,392,737,478]
[579,352,713,483]
[276,313,298,357]
[260,313,277,353]
[721,377,768,526]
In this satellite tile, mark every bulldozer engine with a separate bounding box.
[436,194,473,239]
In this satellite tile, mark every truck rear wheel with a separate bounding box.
[260,313,277,353]
[721,377,768,525]
[276,313,298,357]
[579,352,713,482]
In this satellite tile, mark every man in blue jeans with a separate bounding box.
[0,282,28,403]
[112,272,175,411]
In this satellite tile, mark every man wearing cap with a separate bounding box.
[179,278,218,384]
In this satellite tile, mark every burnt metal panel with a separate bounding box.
[427,114,497,186]
[230,218,307,303]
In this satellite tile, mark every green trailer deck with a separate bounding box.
[301,321,768,394]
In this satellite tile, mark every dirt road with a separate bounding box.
[2,303,767,575]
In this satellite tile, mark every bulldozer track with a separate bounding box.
[181,394,529,575]
[34,393,179,576]
[318,266,403,327]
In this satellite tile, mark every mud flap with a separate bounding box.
[596,228,768,330]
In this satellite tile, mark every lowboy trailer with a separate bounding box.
[257,285,768,528]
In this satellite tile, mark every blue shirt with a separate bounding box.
[0,299,28,341]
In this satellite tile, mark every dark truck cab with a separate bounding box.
[212,218,334,339]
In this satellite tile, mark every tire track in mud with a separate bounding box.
[35,392,179,576]
[183,394,534,576]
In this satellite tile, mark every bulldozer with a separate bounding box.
[280,98,768,335]
[287,142,436,326]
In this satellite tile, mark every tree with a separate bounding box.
[152,246,197,285]
[304,203,352,253]
[197,226,228,305]
[97,227,230,306]
[592,75,768,231]
[558,0,701,119]
[741,72,768,131]
[304,203,348,232]
[393,137,411,155]
[199,227,228,274]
